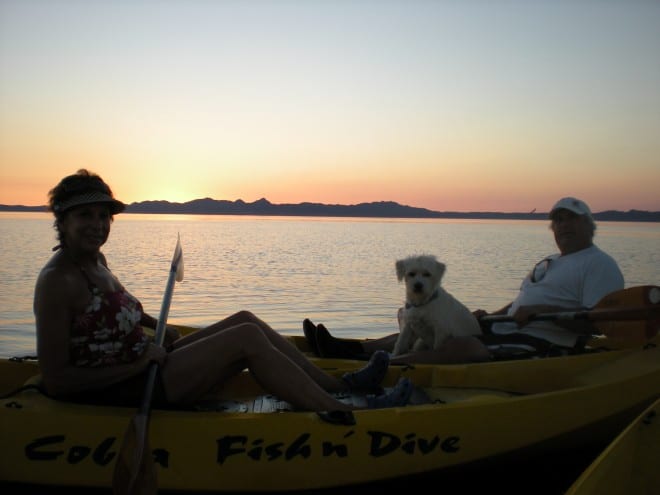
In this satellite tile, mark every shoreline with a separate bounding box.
[1,204,659,222]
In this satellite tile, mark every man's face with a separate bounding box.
[551,209,593,255]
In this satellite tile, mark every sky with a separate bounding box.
[1,0,659,213]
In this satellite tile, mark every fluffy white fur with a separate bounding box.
[392,254,482,356]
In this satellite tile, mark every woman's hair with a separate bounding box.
[48,169,122,249]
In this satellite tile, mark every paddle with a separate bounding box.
[167,286,659,346]
[481,285,660,344]
[112,234,184,495]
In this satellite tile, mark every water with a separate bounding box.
[1,212,658,358]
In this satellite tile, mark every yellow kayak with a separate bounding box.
[1,338,659,492]
[565,396,660,495]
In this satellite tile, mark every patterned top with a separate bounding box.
[70,270,148,367]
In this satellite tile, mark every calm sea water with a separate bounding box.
[1,212,658,358]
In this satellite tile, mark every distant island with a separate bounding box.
[1,197,659,222]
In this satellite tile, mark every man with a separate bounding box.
[475,196,624,352]
[305,197,624,362]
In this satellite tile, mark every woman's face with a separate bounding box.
[60,203,112,252]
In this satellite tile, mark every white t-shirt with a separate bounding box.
[492,245,624,348]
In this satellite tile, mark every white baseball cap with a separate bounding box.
[549,197,593,220]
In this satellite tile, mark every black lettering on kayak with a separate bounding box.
[285,434,311,460]
[217,434,313,463]
[216,435,248,464]
[401,433,417,454]
[322,441,348,457]
[92,438,116,466]
[67,445,91,464]
[368,431,400,457]
[368,431,461,457]
[24,436,121,466]
[214,431,462,464]
[263,442,284,460]
[247,439,265,460]
[417,435,440,454]
[442,436,460,453]
[25,435,66,461]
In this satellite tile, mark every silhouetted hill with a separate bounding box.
[1,198,658,222]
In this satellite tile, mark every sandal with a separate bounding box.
[302,319,320,356]
[316,323,367,359]
[367,377,413,409]
[342,350,389,392]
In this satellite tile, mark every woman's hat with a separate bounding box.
[53,190,125,214]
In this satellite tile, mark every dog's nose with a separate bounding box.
[413,282,423,292]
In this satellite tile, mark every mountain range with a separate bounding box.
[1,197,658,222]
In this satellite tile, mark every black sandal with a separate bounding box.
[367,377,413,409]
[342,350,389,392]
[316,323,366,359]
[302,319,320,356]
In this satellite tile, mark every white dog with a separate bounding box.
[392,254,481,356]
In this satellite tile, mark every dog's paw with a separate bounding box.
[412,337,432,352]
[393,327,416,356]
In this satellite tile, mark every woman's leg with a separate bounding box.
[171,310,395,390]
[162,322,353,411]
[164,312,411,410]
[168,310,266,348]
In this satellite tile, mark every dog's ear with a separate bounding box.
[435,261,446,280]
[395,259,406,281]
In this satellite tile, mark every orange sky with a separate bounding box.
[1,1,659,213]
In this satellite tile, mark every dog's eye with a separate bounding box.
[422,271,431,278]
[407,271,416,278]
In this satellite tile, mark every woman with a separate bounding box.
[34,169,413,411]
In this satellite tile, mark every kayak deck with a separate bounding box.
[193,385,518,413]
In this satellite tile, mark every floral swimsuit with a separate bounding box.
[70,267,148,367]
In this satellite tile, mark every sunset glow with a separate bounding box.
[1,0,659,213]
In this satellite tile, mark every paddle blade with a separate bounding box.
[594,286,660,343]
[173,233,184,282]
[113,414,157,495]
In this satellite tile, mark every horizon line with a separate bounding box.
[1,196,658,216]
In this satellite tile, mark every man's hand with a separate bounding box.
[512,305,565,327]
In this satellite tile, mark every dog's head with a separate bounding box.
[395,255,446,306]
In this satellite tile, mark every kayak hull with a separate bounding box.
[1,343,659,492]
[566,397,660,495]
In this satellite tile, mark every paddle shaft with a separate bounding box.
[153,243,183,348]
[135,255,181,417]
[168,286,659,343]
[136,237,183,415]
[481,306,659,324]
[480,286,660,343]
[113,236,183,495]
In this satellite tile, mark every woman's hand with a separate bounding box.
[144,343,168,367]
